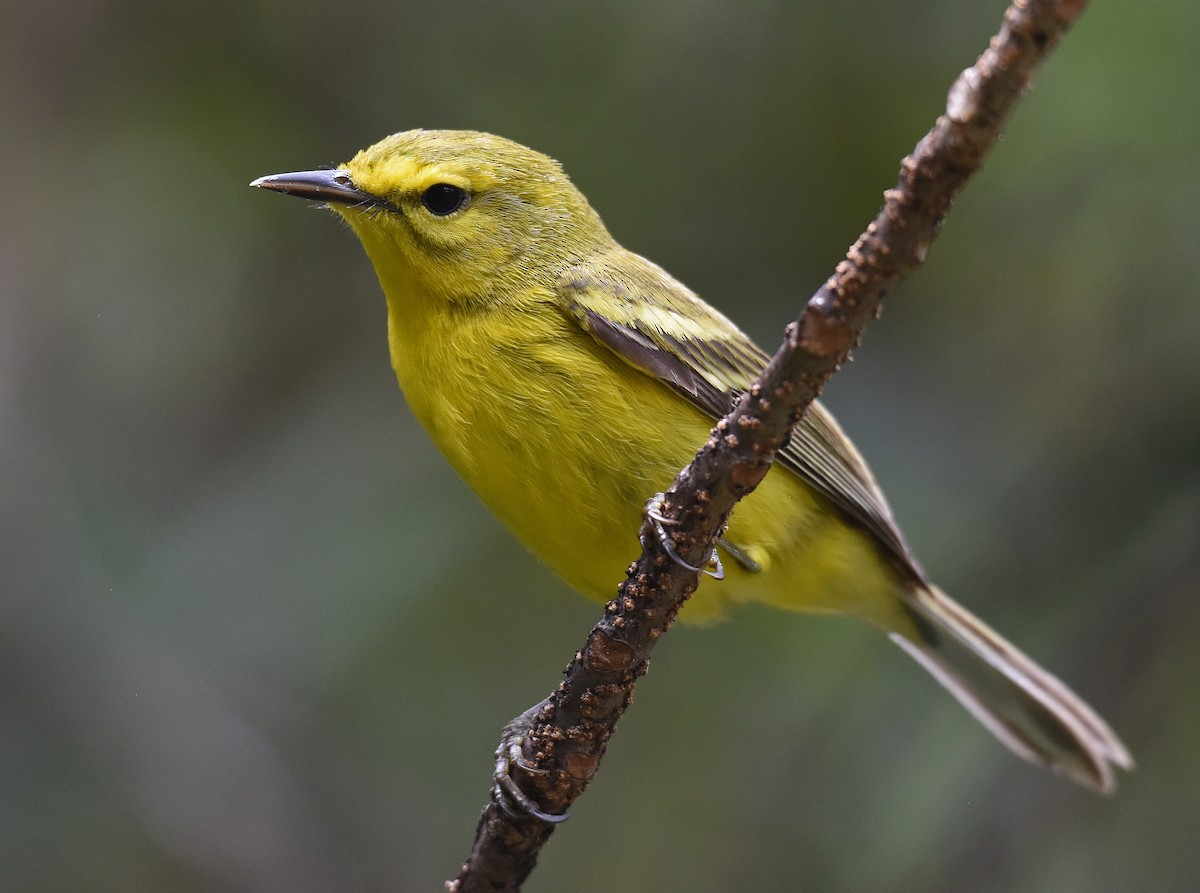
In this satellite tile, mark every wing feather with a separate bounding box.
[557,258,923,581]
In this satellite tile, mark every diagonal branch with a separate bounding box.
[450,1,1090,890]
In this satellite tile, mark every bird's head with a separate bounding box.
[253,129,611,306]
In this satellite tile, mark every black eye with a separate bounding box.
[421,183,468,215]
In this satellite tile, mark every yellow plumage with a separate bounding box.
[252,129,1131,791]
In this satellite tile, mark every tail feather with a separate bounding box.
[893,584,1132,793]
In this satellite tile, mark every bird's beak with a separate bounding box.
[250,169,380,207]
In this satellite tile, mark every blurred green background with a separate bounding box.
[3,1,1197,891]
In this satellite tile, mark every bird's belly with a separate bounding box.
[421,361,700,605]
[391,315,902,626]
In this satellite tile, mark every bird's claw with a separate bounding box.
[643,493,725,579]
[492,713,570,824]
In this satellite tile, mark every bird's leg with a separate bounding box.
[492,700,570,824]
[716,537,762,574]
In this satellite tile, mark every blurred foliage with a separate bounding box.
[2,1,1198,891]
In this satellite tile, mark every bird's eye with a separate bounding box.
[421,183,468,216]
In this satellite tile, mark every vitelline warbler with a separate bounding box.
[252,129,1130,792]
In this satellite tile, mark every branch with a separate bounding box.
[449,1,1089,889]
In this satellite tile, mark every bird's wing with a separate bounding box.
[556,257,923,580]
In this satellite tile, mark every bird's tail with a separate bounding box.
[891,584,1133,792]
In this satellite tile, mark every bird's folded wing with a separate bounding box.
[556,258,923,581]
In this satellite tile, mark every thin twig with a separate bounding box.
[449,1,1090,890]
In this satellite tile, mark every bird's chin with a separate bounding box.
[333,206,391,242]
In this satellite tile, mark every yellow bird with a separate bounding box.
[253,129,1131,792]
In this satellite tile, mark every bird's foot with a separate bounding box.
[642,493,725,579]
[492,701,570,824]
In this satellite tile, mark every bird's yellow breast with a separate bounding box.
[383,286,902,625]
